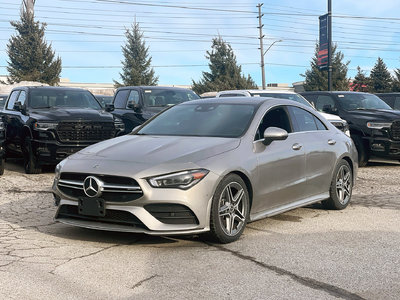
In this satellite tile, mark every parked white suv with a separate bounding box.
[216,89,350,136]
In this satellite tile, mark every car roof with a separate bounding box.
[179,96,306,107]
[301,91,372,95]
[218,89,297,94]
[117,86,194,91]
[375,93,400,95]
[12,86,90,92]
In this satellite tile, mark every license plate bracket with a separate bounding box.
[78,197,106,217]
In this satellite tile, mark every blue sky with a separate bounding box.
[1,0,400,86]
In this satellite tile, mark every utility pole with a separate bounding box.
[257,3,266,89]
[22,0,35,15]
[327,0,332,91]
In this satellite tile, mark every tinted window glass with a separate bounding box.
[314,116,327,130]
[17,91,27,106]
[255,106,292,140]
[6,91,20,110]
[394,97,400,110]
[29,89,101,109]
[114,90,129,109]
[142,88,199,107]
[219,93,245,97]
[314,95,336,112]
[290,107,318,132]
[337,93,391,110]
[126,90,140,108]
[0,95,6,109]
[138,103,257,138]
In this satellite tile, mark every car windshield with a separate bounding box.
[29,89,102,109]
[95,95,113,107]
[250,92,313,108]
[143,88,199,107]
[137,103,257,138]
[336,93,392,110]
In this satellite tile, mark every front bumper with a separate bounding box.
[52,170,219,235]
[365,137,400,159]
[32,139,93,164]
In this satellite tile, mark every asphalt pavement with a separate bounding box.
[0,159,399,300]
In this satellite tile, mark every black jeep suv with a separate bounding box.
[112,86,199,134]
[0,86,124,173]
[301,91,400,166]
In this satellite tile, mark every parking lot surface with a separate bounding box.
[0,160,399,300]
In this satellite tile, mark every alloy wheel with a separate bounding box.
[335,165,352,205]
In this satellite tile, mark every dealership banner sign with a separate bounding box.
[318,13,328,70]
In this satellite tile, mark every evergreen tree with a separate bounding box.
[391,68,400,92]
[192,36,257,94]
[302,43,350,91]
[114,21,158,87]
[369,57,392,93]
[352,66,369,92]
[6,10,61,85]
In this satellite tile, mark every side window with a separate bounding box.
[314,95,336,112]
[314,116,327,130]
[17,91,27,106]
[113,90,129,109]
[255,106,292,140]
[289,106,318,132]
[126,90,140,108]
[394,97,400,110]
[6,91,20,110]
[219,93,244,98]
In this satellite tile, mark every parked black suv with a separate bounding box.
[112,86,199,133]
[0,117,5,175]
[375,93,400,110]
[0,86,124,173]
[301,91,400,166]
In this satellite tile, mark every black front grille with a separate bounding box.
[58,173,143,202]
[56,121,115,142]
[145,204,199,225]
[57,204,147,229]
[391,121,400,140]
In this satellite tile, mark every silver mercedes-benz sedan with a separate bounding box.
[53,97,358,243]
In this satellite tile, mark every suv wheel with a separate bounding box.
[23,139,41,174]
[353,135,369,167]
[0,157,4,175]
[208,174,249,243]
[322,160,353,210]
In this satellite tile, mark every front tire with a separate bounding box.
[23,139,41,174]
[209,174,249,243]
[353,135,369,167]
[322,160,353,210]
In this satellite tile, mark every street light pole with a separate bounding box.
[327,0,332,91]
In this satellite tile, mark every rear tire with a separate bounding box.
[208,174,249,244]
[23,139,41,174]
[353,135,369,167]
[322,160,353,210]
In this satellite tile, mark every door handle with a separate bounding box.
[292,143,302,150]
[328,139,336,145]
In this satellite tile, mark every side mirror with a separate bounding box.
[13,101,27,114]
[127,101,141,112]
[263,127,288,145]
[105,104,115,112]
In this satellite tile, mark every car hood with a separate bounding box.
[320,112,343,121]
[29,108,114,122]
[346,109,400,121]
[72,135,240,165]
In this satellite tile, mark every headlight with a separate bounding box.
[114,117,125,132]
[54,159,66,180]
[343,121,350,137]
[0,121,4,131]
[366,122,392,129]
[147,169,209,190]
[34,121,58,130]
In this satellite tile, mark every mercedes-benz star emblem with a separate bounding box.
[83,176,103,198]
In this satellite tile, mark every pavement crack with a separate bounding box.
[131,275,159,290]
[208,243,366,300]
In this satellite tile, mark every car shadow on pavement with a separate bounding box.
[4,159,56,174]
